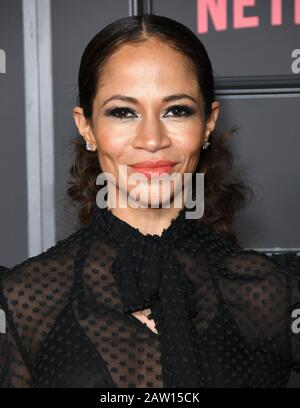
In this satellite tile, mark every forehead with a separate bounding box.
[97,38,199,97]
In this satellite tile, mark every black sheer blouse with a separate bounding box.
[0,204,300,388]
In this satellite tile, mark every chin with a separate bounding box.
[127,188,175,209]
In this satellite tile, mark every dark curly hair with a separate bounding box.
[67,14,253,246]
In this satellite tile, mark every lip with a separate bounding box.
[131,160,176,168]
[130,160,176,178]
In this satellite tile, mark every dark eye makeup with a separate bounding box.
[104,104,196,119]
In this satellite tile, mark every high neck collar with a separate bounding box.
[90,203,198,248]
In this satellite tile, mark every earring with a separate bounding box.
[202,140,210,150]
[86,141,94,151]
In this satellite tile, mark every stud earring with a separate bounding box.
[202,140,210,150]
[86,142,94,151]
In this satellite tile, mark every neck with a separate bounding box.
[107,198,184,237]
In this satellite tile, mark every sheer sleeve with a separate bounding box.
[270,252,300,373]
[0,265,33,387]
[0,229,84,388]
[217,249,294,372]
[0,303,32,387]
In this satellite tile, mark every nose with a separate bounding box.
[132,113,171,152]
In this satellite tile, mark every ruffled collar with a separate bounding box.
[90,203,197,249]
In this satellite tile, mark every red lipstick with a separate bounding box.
[130,160,176,178]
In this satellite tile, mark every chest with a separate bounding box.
[30,300,291,388]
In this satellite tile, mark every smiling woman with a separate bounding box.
[68,15,250,244]
[0,14,300,389]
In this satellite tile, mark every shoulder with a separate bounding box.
[215,249,291,339]
[0,226,87,315]
[0,226,92,354]
[217,248,300,290]
[218,249,289,281]
[216,249,291,301]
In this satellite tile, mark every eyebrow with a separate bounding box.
[101,93,198,108]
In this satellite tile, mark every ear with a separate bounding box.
[72,106,97,151]
[203,101,220,142]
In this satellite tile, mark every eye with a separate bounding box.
[105,104,196,120]
[105,107,136,119]
[164,104,196,118]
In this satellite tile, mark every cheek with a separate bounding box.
[93,128,129,168]
[169,118,203,150]
[173,130,202,174]
[176,130,202,157]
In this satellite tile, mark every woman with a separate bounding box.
[0,14,299,388]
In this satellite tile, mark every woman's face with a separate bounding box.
[73,37,220,209]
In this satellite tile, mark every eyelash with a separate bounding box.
[105,104,196,119]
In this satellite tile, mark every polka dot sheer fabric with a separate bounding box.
[0,204,300,388]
